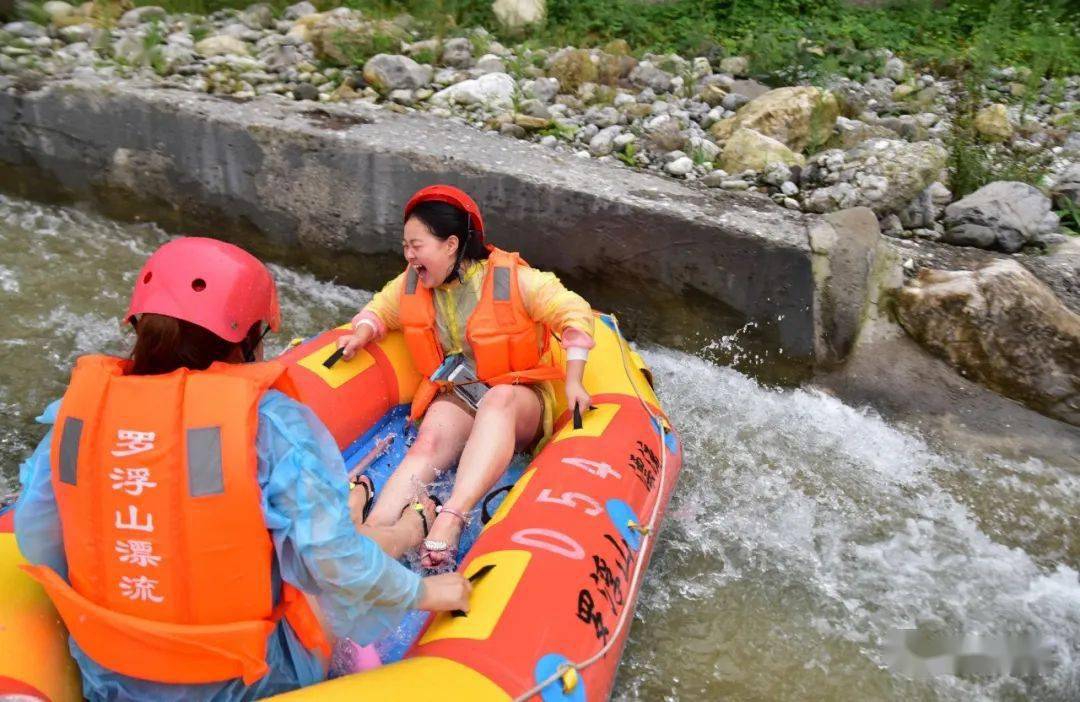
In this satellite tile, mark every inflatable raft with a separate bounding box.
[0,312,682,701]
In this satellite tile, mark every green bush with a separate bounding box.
[324,27,399,66]
[1058,199,1079,236]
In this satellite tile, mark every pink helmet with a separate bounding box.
[125,237,280,343]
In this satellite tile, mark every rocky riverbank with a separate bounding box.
[2,3,1077,238]
[2,1,1079,426]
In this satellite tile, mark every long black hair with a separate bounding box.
[406,201,489,279]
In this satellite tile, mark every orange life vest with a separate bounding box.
[399,248,563,421]
[21,355,330,686]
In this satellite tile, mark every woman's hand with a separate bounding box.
[337,326,373,361]
[416,573,473,612]
[565,379,591,417]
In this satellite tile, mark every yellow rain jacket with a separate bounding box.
[359,259,595,444]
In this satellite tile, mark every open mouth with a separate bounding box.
[412,263,427,279]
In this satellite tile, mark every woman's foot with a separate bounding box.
[348,475,375,528]
[399,493,438,551]
[421,506,469,571]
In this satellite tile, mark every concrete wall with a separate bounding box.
[0,78,886,364]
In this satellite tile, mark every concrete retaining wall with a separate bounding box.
[0,78,887,363]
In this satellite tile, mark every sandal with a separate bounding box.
[421,506,469,571]
[350,475,376,523]
[400,494,438,540]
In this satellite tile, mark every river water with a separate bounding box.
[1,193,1077,700]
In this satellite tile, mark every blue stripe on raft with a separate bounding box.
[649,415,679,455]
[534,653,587,702]
[605,499,643,552]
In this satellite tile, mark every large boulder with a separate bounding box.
[284,2,316,20]
[118,6,166,28]
[240,3,274,30]
[42,1,75,24]
[628,61,673,93]
[492,0,545,31]
[3,20,46,38]
[725,86,839,153]
[1022,238,1080,317]
[826,116,900,150]
[440,37,472,68]
[286,12,325,43]
[943,181,1059,252]
[973,103,1012,141]
[431,72,516,110]
[897,181,951,230]
[195,35,249,57]
[643,116,687,153]
[803,139,947,215]
[896,260,1080,426]
[362,54,432,92]
[721,128,804,173]
[719,56,749,77]
[1050,163,1080,208]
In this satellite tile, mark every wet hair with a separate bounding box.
[129,313,263,376]
[406,200,489,262]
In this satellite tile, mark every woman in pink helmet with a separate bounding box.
[337,185,596,570]
[14,237,471,701]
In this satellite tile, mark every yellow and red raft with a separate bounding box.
[0,312,682,701]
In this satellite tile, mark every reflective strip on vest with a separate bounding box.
[493,266,511,302]
[58,416,83,486]
[187,426,224,497]
[405,268,419,295]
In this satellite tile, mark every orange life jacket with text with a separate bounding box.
[21,355,331,686]
[399,248,563,421]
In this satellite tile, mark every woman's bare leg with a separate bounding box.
[353,493,435,559]
[364,397,473,527]
[421,385,542,568]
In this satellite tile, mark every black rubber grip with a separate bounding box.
[451,564,497,618]
[323,347,345,369]
[480,485,514,525]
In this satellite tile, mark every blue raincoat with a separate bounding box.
[15,390,421,701]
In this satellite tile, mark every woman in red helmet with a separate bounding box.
[14,237,472,701]
[337,185,595,570]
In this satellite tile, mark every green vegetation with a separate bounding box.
[323,25,399,66]
[1059,198,1080,236]
[934,0,1072,196]
[17,0,1078,82]
[537,120,578,140]
[143,19,167,74]
[324,0,1078,82]
[614,141,637,167]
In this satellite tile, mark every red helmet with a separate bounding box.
[403,185,486,246]
[125,237,280,343]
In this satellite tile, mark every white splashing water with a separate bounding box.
[616,348,1079,701]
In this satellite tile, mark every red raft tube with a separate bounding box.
[0,313,682,702]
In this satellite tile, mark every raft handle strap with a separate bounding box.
[323,347,345,369]
[480,485,513,525]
